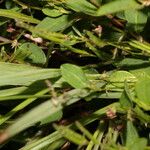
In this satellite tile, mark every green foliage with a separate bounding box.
[36,15,73,32]
[0,0,150,149]
[0,62,60,86]
[66,0,97,15]
[125,9,148,32]
[135,78,150,110]
[61,63,90,88]
[125,121,147,150]
[97,0,142,16]
[0,9,40,23]
[15,42,46,65]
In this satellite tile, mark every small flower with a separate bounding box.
[139,0,150,6]
[24,34,43,43]
[93,25,103,36]
[7,27,16,33]
[11,39,18,48]
[106,108,116,119]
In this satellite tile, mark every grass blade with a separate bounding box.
[0,9,40,24]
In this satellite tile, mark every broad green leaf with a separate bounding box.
[96,0,142,16]
[120,90,132,109]
[0,69,60,86]
[13,45,31,61]
[36,15,73,32]
[119,81,134,109]
[126,121,138,147]
[108,71,136,87]
[42,8,63,17]
[0,61,37,73]
[66,0,97,16]
[15,42,46,65]
[126,121,147,150]
[0,62,60,86]
[128,138,147,150]
[61,64,89,88]
[125,9,148,32]
[130,66,150,79]
[135,77,150,110]
[0,9,40,24]
[115,58,150,68]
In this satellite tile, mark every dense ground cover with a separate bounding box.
[0,0,150,149]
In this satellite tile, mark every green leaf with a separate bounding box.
[40,110,63,125]
[0,62,60,86]
[15,42,46,65]
[135,77,150,110]
[54,124,88,145]
[42,8,63,17]
[115,58,150,68]
[0,61,37,72]
[66,0,97,16]
[120,90,132,109]
[0,87,27,97]
[19,103,122,150]
[96,0,142,16]
[109,71,136,88]
[126,121,138,147]
[130,66,150,79]
[125,9,148,32]
[126,121,147,150]
[61,64,89,88]
[36,15,73,32]
[13,45,31,61]
[128,138,147,150]
[119,81,133,109]
[0,88,90,143]
[17,22,92,56]
[3,100,63,140]
[0,9,40,24]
